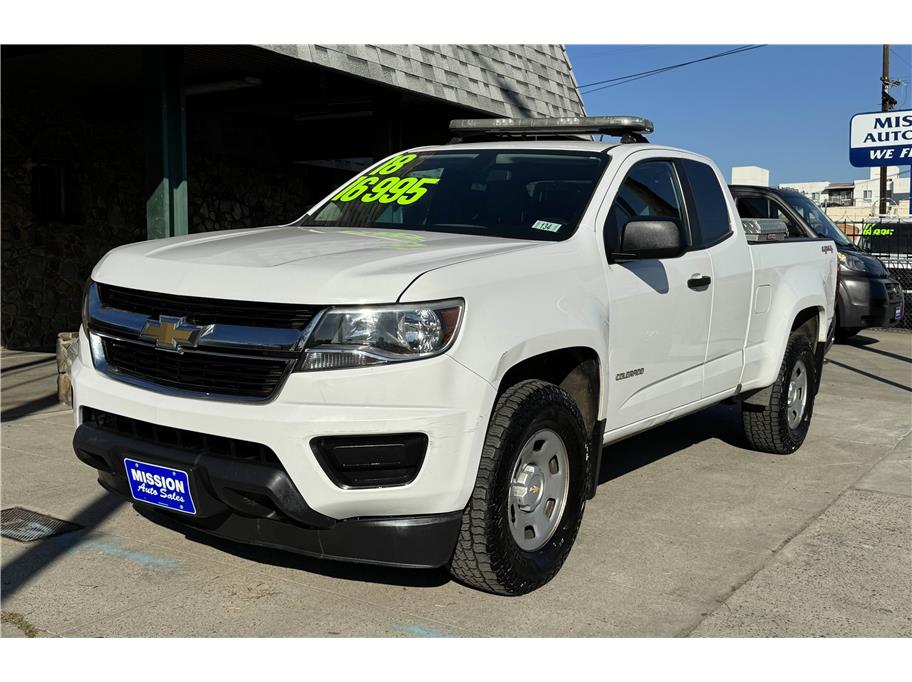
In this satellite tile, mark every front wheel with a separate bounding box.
[448,380,590,595]
[741,333,817,454]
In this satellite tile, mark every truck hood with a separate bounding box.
[92,225,543,304]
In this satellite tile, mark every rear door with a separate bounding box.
[599,156,712,429]
[680,161,753,397]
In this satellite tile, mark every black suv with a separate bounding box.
[730,185,904,341]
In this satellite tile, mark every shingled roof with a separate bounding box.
[261,44,586,118]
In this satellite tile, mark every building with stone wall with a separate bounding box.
[1,45,585,349]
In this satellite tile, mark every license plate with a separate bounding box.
[897,306,903,320]
[124,458,196,514]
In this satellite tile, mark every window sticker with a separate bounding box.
[330,154,438,206]
[532,220,563,233]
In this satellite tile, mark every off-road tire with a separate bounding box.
[741,333,817,454]
[448,379,590,595]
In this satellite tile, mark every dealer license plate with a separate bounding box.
[124,458,196,514]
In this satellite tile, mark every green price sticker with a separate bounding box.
[331,154,439,206]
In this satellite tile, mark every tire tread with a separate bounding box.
[448,379,588,595]
[742,333,816,455]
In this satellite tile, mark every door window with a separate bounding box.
[678,160,731,247]
[604,161,686,255]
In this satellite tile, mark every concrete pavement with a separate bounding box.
[2,331,910,637]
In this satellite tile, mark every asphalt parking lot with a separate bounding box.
[1,330,910,637]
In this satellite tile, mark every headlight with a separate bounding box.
[837,251,869,273]
[298,299,464,371]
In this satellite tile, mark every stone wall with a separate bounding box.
[1,100,145,350]
[0,104,347,349]
[185,115,349,233]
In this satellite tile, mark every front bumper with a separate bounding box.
[74,421,462,567]
[71,326,496,522]
[838,274,904,329]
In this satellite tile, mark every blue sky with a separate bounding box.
[566,45,912,186]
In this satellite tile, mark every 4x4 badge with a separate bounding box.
[140,316,205,352]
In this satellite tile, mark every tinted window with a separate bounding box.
[302,149,609,242]
[679,160,731,246]
[781,193,851,246]
[604,161,684,253]
[736,196,805,238]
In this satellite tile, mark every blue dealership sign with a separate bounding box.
[850,110,912,167]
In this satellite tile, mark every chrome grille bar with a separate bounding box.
[85,282,326,402]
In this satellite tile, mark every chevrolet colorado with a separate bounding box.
[72,116,837,595]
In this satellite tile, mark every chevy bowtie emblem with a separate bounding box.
[140,316,204,352]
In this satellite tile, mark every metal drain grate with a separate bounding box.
[0,507,83,542]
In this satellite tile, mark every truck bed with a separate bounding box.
[741,238,838,392]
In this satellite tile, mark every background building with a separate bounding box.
[731,166,770,187]
[775,179,829,204]
[1,45,585,349]
[779,166,911,220]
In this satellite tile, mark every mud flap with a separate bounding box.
[587,418,606,499]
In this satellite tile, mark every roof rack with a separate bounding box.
[448,115,653,143]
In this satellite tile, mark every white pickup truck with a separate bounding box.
[73,116,837,595]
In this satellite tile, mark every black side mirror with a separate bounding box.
[614,218,686,262]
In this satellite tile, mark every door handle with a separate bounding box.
[687,275,712,290]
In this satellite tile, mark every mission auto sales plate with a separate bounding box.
[124,458,196,514]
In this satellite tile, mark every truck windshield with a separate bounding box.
[782,193,852,247]
[300,149,609,241]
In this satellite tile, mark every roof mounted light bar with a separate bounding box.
[448,115,653,143]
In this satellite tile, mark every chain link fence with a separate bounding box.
[834,218,912,330]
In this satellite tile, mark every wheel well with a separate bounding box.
[792,307,821,350]
[497,348,600,431]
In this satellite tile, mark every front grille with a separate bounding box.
[97,283,321,330]
[102,338,291,399]
[82,407,279,464]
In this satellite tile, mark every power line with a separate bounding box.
[580,45,764,94]
[577,45,765,94]
[889,47,911,71]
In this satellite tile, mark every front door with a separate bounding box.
[600,158,712,429]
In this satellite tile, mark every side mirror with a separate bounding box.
[614,218,686,261]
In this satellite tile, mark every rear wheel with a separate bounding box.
[448,379,590,595]
[742,333,817,454]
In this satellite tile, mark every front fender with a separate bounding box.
[399,240,611,419]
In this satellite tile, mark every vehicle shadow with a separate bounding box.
[136,506,452,589]
[1,492,125,601]
[138,403,751,589]
[597,401,748,485]
[843,333,912,364]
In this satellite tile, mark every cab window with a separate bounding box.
[735,196,805,238]
[678,160,731,247]
[604,160,686,255]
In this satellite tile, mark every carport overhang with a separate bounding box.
[2,45,507,240]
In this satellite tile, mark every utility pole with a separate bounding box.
[879,45,895,215]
